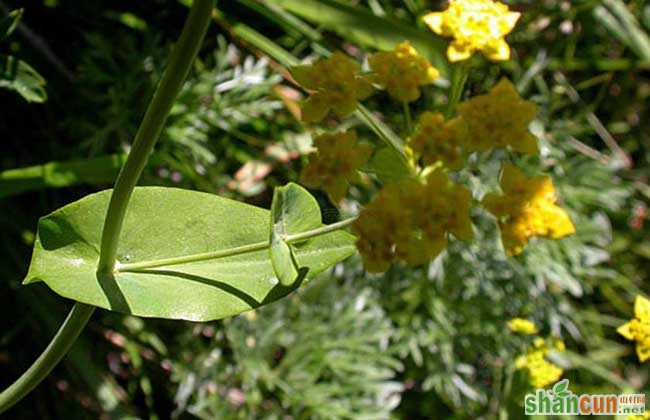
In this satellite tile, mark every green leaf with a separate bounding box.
[24,187,356,321]
[0,154,129,199]
[364,147,413,183]
[0,55,47,103]
[269,183,320,286]
[0,9,22,41]
[272,0,448,76]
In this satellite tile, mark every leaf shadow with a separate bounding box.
[125,268,309,309]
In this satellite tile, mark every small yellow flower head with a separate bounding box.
[515,337,565,389]
[291,52,373,123]
[483,164,575,256]
[408,112,467,171]
[301,130,373,202]
[368,41,440,103]
[423,0,520,62]
[353,169,473,272]
[618,295,650,363]
[507,318,538,335]
[458,78,538,154]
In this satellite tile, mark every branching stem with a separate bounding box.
[0,1,213,413]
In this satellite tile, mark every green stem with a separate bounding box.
[403,101,412,135]
[445,61,470,118]
[0,1,213,414]
[118,217,358,272]
[0,303,95,414]
[97,0,214,277]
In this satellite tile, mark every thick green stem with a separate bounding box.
[118,217,358,272]
[0,1,213,414]
[0,303,95,414]
[97,0,214,277]
[445,62,470,118]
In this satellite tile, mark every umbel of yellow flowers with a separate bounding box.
[423,0,520,62]
[300,130,372,202]
[618,295,650,363]
[483,164,576,256]
[408,112,467,171]
[353,169,473,273]
[507,318,538,335]
[368,41,439,103]
[291,52,372,123]
[515,337,565,389]
[459,78,538,155]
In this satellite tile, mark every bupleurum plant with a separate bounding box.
[2,0,646,415]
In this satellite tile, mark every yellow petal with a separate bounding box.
[617,321,635,340]
[510,132,539,155]
[423,12,444,34]
[634,295,650,322]
[485,39,511,61]
[291,65,318,90]
[501,11,521,35]
[331,97,358,117]
[447,42,473,62]
[355,77,374,101]
[301,95,330,123]
[636,343,650,363]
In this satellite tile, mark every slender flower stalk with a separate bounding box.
[0,1,213,413]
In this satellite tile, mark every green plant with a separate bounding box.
[0,0,354,413]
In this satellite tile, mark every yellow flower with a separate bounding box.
[483,164,575,256]
[408,112,467,171]
[368,41,439,103]
[301,130,372,202]
[423,0,520,62]
[353,169,472,272]
[458,78,538,154]
[618,295,650,363]
[507,318,538,335]
[515,337,565,389]
[291,52,373,123]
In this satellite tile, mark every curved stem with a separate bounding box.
[445,61,470,118]
[118,217,358,272]
[97,0,214,277]
[0,1,213,414]
[0,303,95,414]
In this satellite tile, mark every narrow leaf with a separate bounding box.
[0,54,47,103]
[0,154,129,199]
[272,0,448,76]
[0,9,22,41]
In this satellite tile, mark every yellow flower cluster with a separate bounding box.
[368,41,439,103]
[617,295,650,363]
[408,112,467,171]
[301,131,372,202]
[507,318,538,335]
[458,78,538,155]
[483,164,575,256]
[353,170,472,272]
[515,337,565,389]
[291,52,373,123]
[423,0,520,62]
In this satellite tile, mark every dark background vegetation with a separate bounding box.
[1,0,649,418]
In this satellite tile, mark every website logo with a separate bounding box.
[524,379,645,416]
